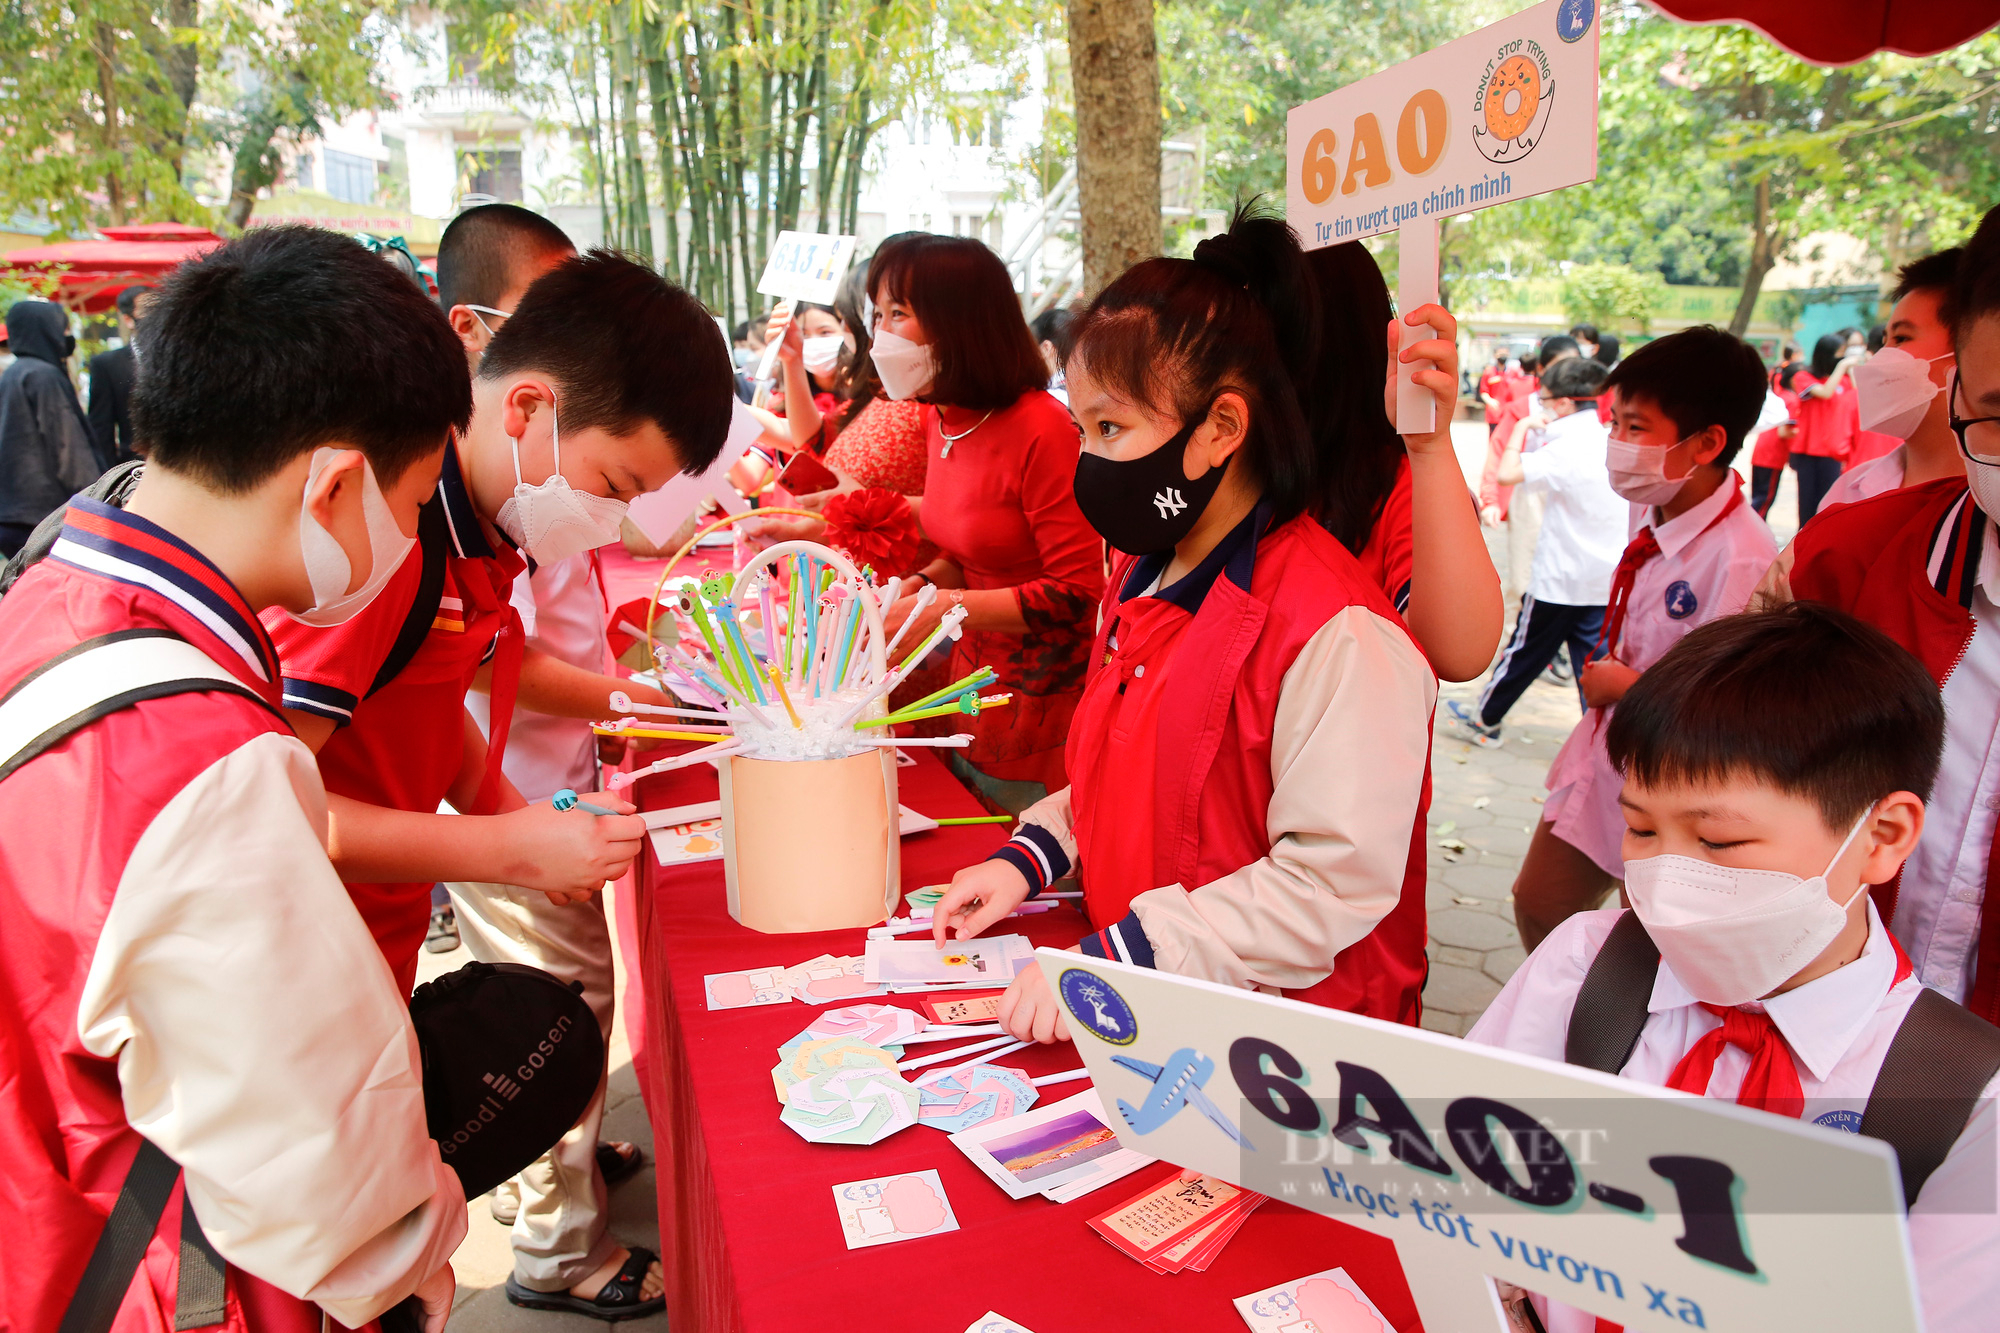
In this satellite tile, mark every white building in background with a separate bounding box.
[249,9,1213,315]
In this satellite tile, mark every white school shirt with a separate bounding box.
[465,551,606,802]
[1516,409,1628,606]
[1540,480,1777,876]
[1820,444,1907,512]
[1468,904,2000,1333]
[1895,514,2000,1003]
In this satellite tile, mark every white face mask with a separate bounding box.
[801,334,844,378]
[871,327,937,401]
[493,399,628,563]
[1606,435,1695,507]
[288,449,417,626]
[1623,808,1874,1007]
[1852,345,1952,440]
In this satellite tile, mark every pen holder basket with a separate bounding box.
[719,749,900,933]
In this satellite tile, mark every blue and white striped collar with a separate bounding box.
[50,498,281,685]
[439,440,495,560]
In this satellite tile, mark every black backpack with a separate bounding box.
[1568,910,2000,1206]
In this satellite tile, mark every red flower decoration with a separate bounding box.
[820,487,922,575]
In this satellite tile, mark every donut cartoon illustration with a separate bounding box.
[1484,56,1540,142]
[1471,46,1556,164]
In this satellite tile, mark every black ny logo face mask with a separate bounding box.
[1071,405,1227,556]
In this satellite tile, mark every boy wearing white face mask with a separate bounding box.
[1512,328,1777,949]
[1753,250,1965,609]
[0,228,472,1331]
[1473,605,2000,1333]
[266,251,736,1012]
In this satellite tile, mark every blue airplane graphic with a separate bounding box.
[1111,1048,1251,1150]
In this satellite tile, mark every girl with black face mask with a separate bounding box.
[929,207,1456,1041]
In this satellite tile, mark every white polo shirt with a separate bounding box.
[465,552,605,802]
[1821,445,1907,512]
[1517,408,1627,606]
[1541,478,1777,875]
[1470,903,2000,1333]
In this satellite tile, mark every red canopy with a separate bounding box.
[1,225,223,314]
[1647,1,2000,65]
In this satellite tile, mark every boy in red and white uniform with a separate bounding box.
[1472,605,2000,1333]
[268,249,735,1314]
[1512,328,1777,948]
[1755,249,1965,606]
[1782,209,2000,1024]
[0,230,467,1330]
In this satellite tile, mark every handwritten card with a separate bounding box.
[703,967,789,1010]
[1233,1266,1393,1333]
[830,1169,959,1249]
[923,994,1005,1024]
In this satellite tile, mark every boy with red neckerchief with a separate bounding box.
[1473,606,2000,1333]
[1784,205,2000,1024]
[1511,327,1777,949]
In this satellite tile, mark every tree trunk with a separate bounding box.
[94,22,127,223]
[642,18,683,283]
[1729,175,1777,337]
[163,0,198,179]
[611,5,652,262]
[1064,0,1160,296]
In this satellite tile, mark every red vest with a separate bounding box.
[1789,478,2000,1022]
[1081,514,1432,1023]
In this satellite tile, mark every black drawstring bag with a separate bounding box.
[408,960,606,1198]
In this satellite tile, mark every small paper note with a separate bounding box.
[922,994,1005,1024]
[961,1315,1037,1333]
[790,1002,926,1049]
[863,935,1033,986]
[779,953,890,1005]
[703,967,789,1010]
[830,1169,960,1249]
[914,1062,1038,1134]
[1233,1267,1392,1333]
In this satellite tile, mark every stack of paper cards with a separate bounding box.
[922,994,1005,1024]
[913,1062,1038,1133]
[830,1170,960,1248]
[781,954,891,1004]
[949,1089,1156,1202]
[863,935,1034,989]
[770,1037,899,1102]
[702,966,789,1010]
[1088,1171,1268,1275]
[960,1315,1036,1333]
[1233,1267,1393,1333]
[781,1065,919,1144]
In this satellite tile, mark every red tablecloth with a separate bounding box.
[627,748,1423,1333]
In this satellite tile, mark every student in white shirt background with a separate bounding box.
[1512,327,1778,950]
[1471,605,2000,1333]
[1448,355,1626,747]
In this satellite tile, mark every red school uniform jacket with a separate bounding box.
[0,501,462,1332]
[265,443,526,994]
[995,507,1438,1024]
[1788,477,2000,1022]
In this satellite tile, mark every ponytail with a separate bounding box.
[1069,202,1322,521]
[1303,242,1403,555]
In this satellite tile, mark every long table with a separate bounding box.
[625,747,1423,1333]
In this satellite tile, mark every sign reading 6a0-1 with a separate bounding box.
[1047,952,1924,1333]
[1285,0,1601,251]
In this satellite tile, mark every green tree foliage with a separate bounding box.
[1561,260,1664,332]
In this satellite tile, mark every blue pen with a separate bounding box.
[552,789,618,816]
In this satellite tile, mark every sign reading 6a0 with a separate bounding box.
[1049,951,1925,1333]
[1286,0,1600,250]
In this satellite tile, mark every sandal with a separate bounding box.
[505,1246,665,1322]
[597,1140,646,1187]
[423,906,459,954]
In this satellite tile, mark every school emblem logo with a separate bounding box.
[1555,0,1596,43]
[1472,42,1556,165]
[1664,580,1699,619]
[1813,1108,1863,1134]
[1153,487,1187,521]
[1058,968,1138,1045]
